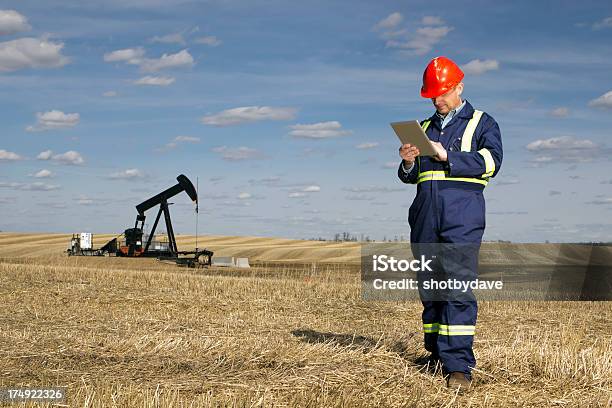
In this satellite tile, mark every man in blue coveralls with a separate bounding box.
[398,56,503,391]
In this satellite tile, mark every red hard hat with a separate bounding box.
[420,56,464,98]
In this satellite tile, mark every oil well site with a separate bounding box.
[1,223,610,406]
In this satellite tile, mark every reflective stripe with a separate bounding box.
[417,170,489,186]
[423,323,475,335]
[461,110,483,152]
[478,148,495,177]
[423,322,439,333]
[417,112,489,187]
[438,324,476,336]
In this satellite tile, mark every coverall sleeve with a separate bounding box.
[445,115,503,179]
[398,159,419,184]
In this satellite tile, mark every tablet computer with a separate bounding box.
[390,120,436,156]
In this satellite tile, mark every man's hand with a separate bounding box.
[430,141,448,162]
[399,144,420,167]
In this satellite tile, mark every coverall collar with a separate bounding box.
[428,100,476,128]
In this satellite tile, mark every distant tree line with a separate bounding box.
[307,233,409,243]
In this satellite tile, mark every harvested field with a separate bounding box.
[0,233,610,406]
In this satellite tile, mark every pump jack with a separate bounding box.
[68,174,213,267]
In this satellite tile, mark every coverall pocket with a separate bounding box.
[408,193,425,228]
[439,189,486,243]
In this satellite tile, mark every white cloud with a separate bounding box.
[496,178,520,186]
[202,106,297,126]
[526,136,603,165]
[21,182,60,191]
[588,91,612,109]
[373,12,403,30]
[0,149,22,161]
[378,28,408,40]
[0,10,31,35]
[211,146,264,161]
[195,36,221,46]
[526,136,597,151]
[150,33,186,45]
[593,16,612,30]
[356,142,379,149]
[404,26,453,55]
[382,16,453,55]
[104,48,194,73]
[248,176,281,186]
[37,150,84,165]
[26,110,79,132]
[287,185,320,198]
[103,47,145,64]
[52,150,84,165]
[345,194,375,201]
[421,16,444,26]
[0,181,59,191]
[382,161,397,169]
[156,135,200,152]
[550,107,569,117]
[289,121,352,139]
[237,192,251,200]
[461,59,500,75]
[586,197,612,205]
[0,37,69,72]
[37,150,52,160]
[133,75,175,86]
[109,168,145,179]
[175,136,199,143]
[532,156,554,163]
[103,90,118,97]
[140,49,194,72]
[33,169,53,178]
[302,185,320,192]
[75,196,93,206]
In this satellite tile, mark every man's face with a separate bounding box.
[431,83,463,115]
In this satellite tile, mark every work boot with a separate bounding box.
[447,372,471,392]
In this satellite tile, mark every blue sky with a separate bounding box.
[0,0,611,242]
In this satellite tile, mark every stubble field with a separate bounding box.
[0,233,610,407]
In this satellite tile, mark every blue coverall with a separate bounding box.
[398,100,503,376]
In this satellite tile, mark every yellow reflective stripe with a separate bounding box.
[461,110,483,152]
[417,171,489,186]
[478,148,495,177]
[418,170,446,177]
[423,323,439,333]
[423,323,475,335]
[438,324,476,336]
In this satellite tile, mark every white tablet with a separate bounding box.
[390,120,436,156]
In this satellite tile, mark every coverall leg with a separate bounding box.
[409,185,485,376]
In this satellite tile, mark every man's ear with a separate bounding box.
[456,82,464,96]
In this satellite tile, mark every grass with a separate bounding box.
[0,234,610,407]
